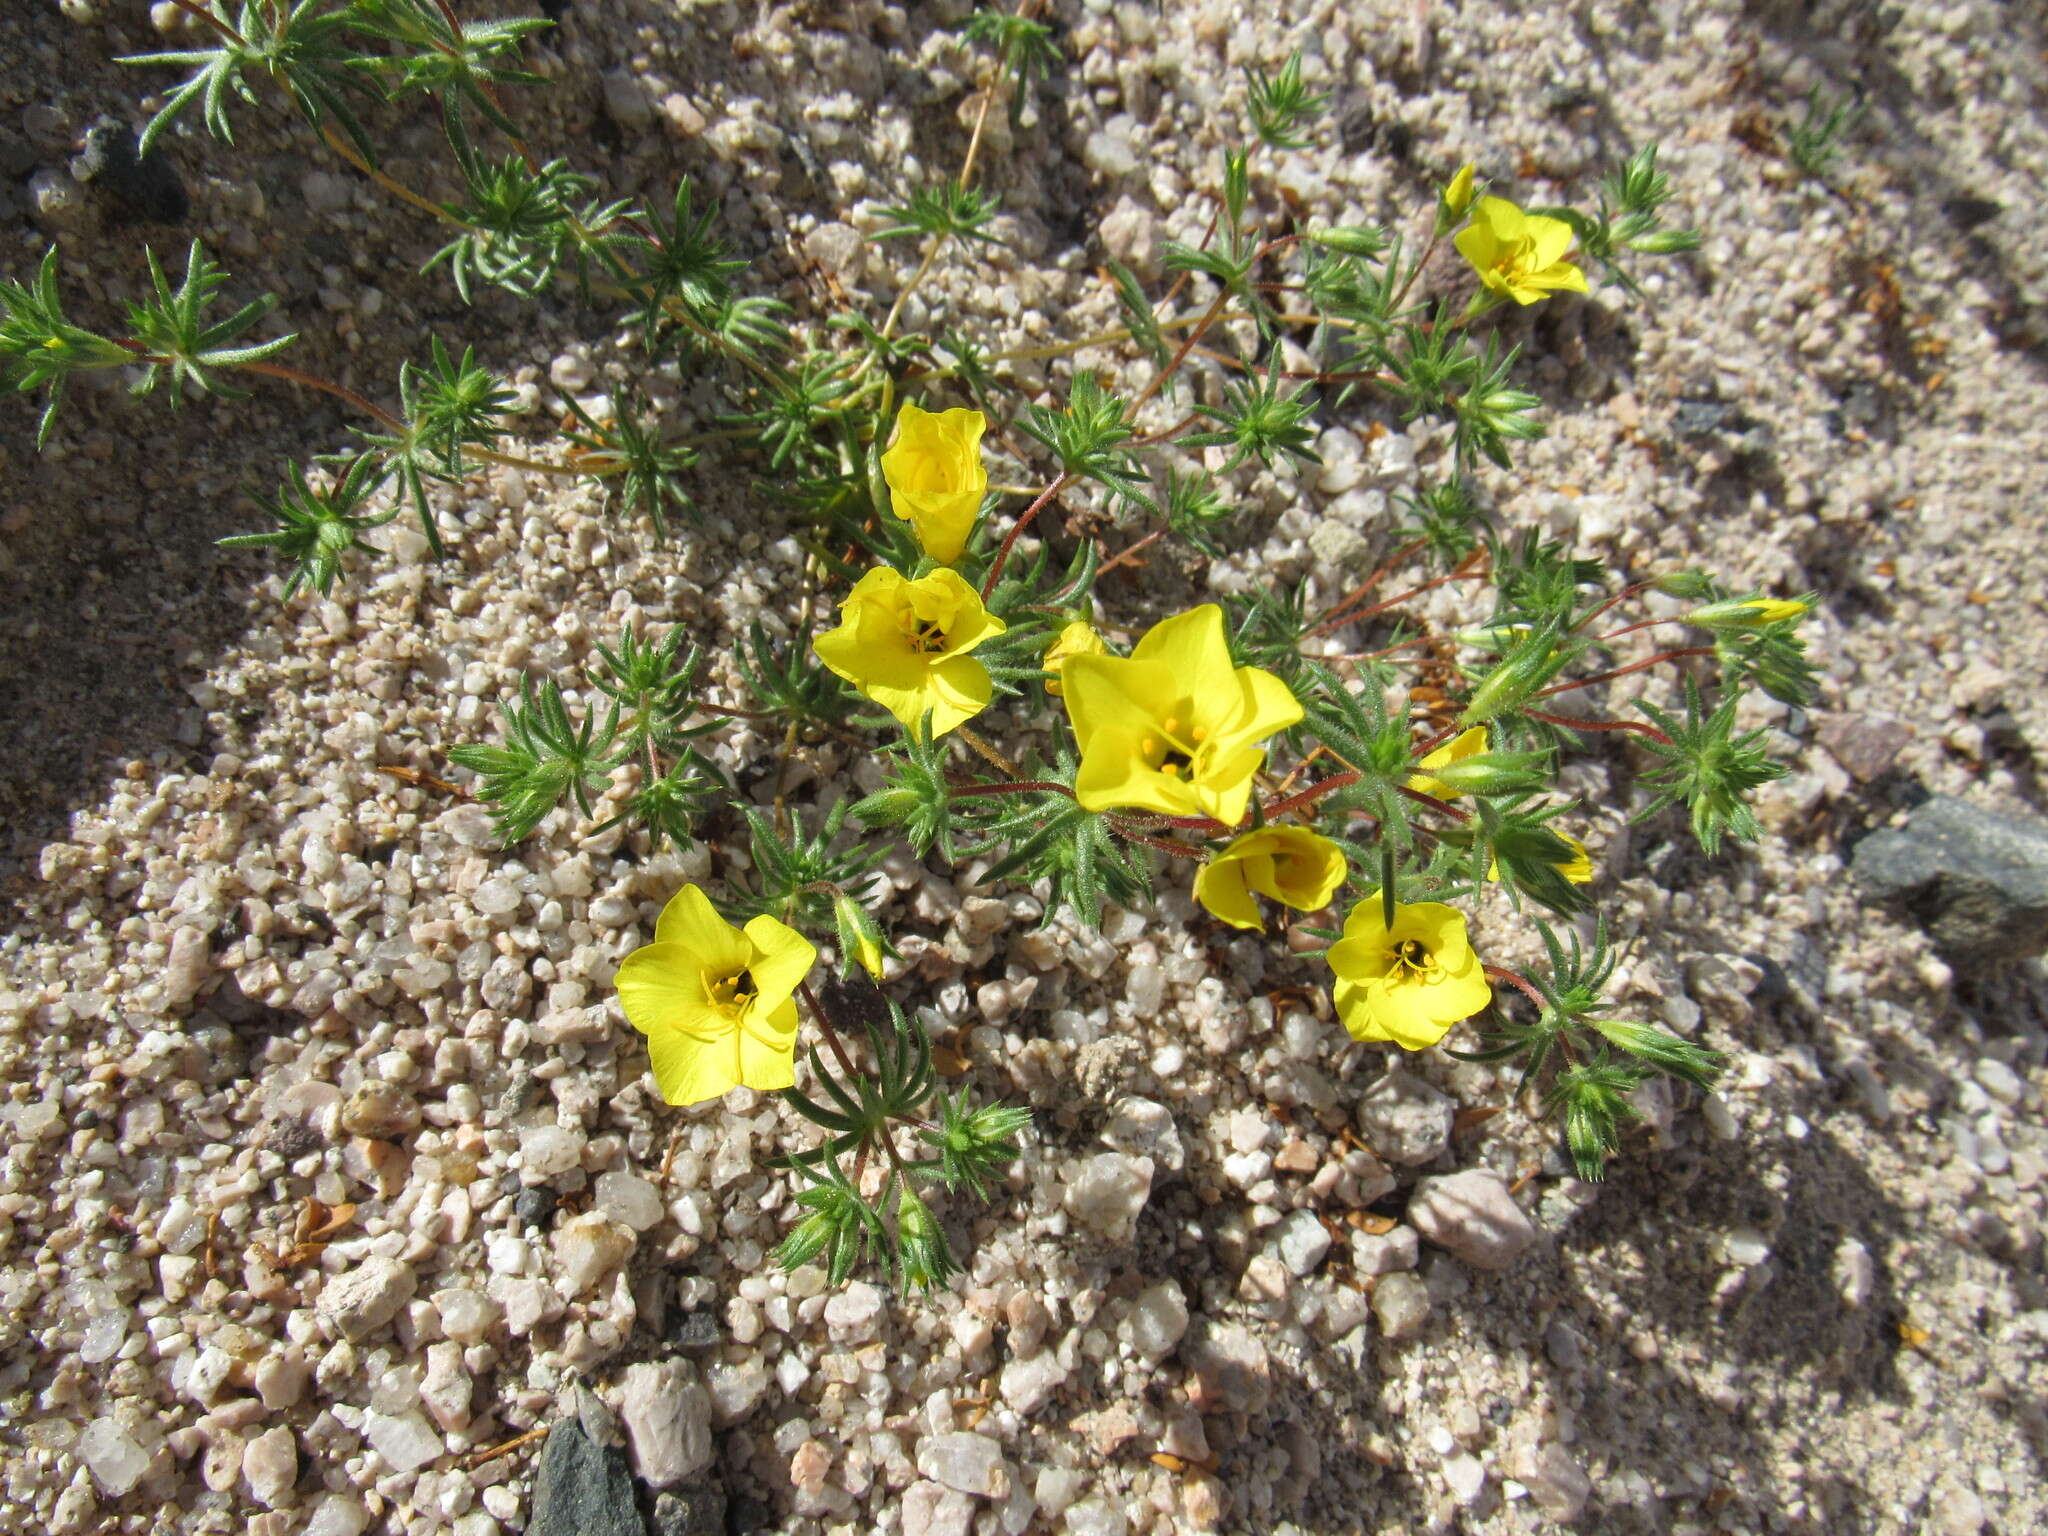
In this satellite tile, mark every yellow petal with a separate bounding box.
[1473,196,1525,241]
[734,998,800,1092]
[1233,664,1305,744]
[917,567,1006,654]
[653,884,744,960]
[1455,220,1502,276]
[1525,211,1576,271]
[1190,741,1265,827]
[645,1023,740,1106]
[1193,856,1263,930]
[1061,654,1176,762]
[1073,724,1201,817]
[1443,162,1477,217]
[1130,603,1234,686]
[616,943,720,1043]
[1409,726,1488,799]
[740,914,817,1008]
[924,655,994,738]
[1360,978,1461,1050]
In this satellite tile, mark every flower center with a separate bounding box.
[705,966,758,1016]
[1141,711,1209,778]
[900,609,951,655]
[1388,938,1436,980]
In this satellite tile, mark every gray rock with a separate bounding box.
[651,1487,726,1536]
[317,1256,416,1341]
[1512,1440,1591,1523]
[618,1359,713,1488]
[601,70,654,129]
[1817,712,1907,783]
[1062,1153,1154,1242]
[915,1432,1008,1498]
[1349,1223,1420,1275]
[1100,1096,1185,1171]
[901,1480,977,1536]
[340,1081,419,1139]
[1355,1068,1454,1166]
[1407,1170,1538,1270]
[1267,1209,1333,1276]
[1853,795,2048,959]
[1182,1319,1272,1413]
[530,1416,645,1536]
[1371,1270,1431,1340]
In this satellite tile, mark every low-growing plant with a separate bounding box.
[4,1,1819,1286]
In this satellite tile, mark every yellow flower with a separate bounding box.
[1062,604,1303,826]
[1487,831,1594,885]
[1193,825,1348,931]
[1455,197,1589,307]
[880,402,988,565]
[1326,896,1492,1050]
[1442,162,1478,220]
[1042,619,1106,697]
[615,884,817,1106]
[814,566,1007,739]
[1407,726,1488,800]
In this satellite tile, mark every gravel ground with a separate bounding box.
[3,2,2046,1535]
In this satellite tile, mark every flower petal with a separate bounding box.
[653,884,742,957]
[925,656,993,738]
[645,1022,738,1106]
[735,999,801,1092]
[617,942,721,1043]
[1130,603,1235,685]
[1526,212,1575,270]
[1232,664,1305,743]
[1193,856,1263,930]
[741,914,817,1008]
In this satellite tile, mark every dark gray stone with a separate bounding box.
[529,1416,645,1536]
[1853,796,2048,960]
[671,1309,720,1350]
[651,1486,728,1536]
[515,1185,559,1230]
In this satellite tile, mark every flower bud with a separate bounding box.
[1627,229,1701,255]
[832,891,890,980]
[1589,1018,1724,1089]
[895,1186,958,1290]
[1453,622,1533,655]
[1458,627,1573,727]
[1651,569,1716,599]
[1434,162,1479,235]
[1309,225,1391,258]
[1687,594,1813,631]
[1428,749,1550,797]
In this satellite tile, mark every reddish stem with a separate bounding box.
[947,780,1075,799]
[1095,528,1163,577]
[1312,550,1489,639]
[981,473,1069,598]
[1535,648,1714,699]
[1484,964,1548,1011]
[168,0,243,43]
[1318,537,1430,625]
[237,358,406,432]
[799,980,867,1087]
[1106,821,1206,860]
[1523,708,1673,746]
[1261,771,1359,821]
[1397,784,1469,821]
[1573,578,1660,635]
